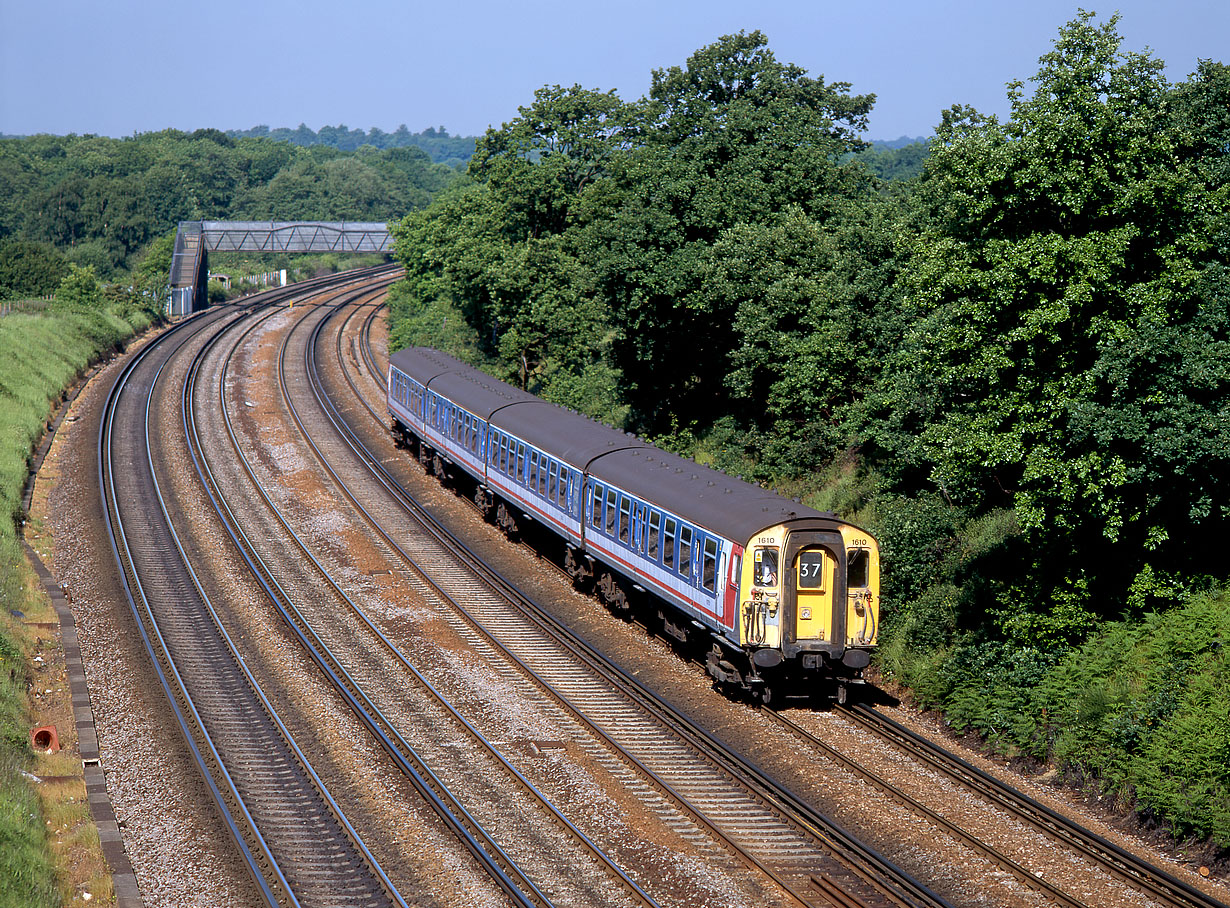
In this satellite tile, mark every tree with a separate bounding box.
[0,238,68,299]
[586,31,876,433]
[54,263,103,308]
[868,12,1230,641]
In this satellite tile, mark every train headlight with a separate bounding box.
[801,607,812,620]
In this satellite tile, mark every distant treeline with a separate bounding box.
[0,128,462,286]
[226,124,477,167]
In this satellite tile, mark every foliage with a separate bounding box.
[0,631,59,908]
[392,31,883,438]
[865,12,1230,646]
[53,264,102,308]
[0,129,461,279]
[0,300,152,907]
[226,123,477,167]
[1024,590,1230,845]
[0,239,68,301]
[855,140,929,181]
[391,85,630,416]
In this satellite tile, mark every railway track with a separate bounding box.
[332,295,1230,908]
[820,705,1226,908]
[94,274,1229,908]
[194,284,642,908]
[286,296,952,908]
[98,270,406,908]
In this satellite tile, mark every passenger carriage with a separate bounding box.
[387,347,879,702]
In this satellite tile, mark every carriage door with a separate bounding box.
[795,549,834,642]
[783,531,845,646]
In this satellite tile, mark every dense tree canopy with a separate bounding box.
[0,129,459,285]
[869,12,1230,642]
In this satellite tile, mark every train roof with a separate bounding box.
[585,445,827,543]
[389,346,833,542]
[388,346,466,385]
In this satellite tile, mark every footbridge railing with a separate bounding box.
[168,220,393,316]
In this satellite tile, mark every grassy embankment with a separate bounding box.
[1,301,156,907]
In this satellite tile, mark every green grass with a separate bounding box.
[0,301,152,907]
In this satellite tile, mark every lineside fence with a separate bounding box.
[0,298,53,317]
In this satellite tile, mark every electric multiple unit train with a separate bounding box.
[387,347,879,702]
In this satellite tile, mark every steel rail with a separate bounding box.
[286,293,662,905]
[763,709,1088,908]
[836,705,1228,908]
[314,300,952,908]
[99,270,405,908]
[179,281,408,908]
[195,279,553,908]
[98,303,291,908]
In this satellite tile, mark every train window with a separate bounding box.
[679,527,693,577]
[547,462,557,502]
[702,538,718,592]
[799,551,826,589]
[618,497,631,545]
[589,484,603,528]
[539,456,549,496]
[663,517,677,569]
[557,469,569,508]
[647,511,661,560]
[605,489,617,535]
[754,548,779,587]
[529,451,538,492]
[847,548,870,589]
[730,553,741,587]
[517,443,526,483]
[489,431,499,465]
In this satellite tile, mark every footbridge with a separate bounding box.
[169,220,394,316]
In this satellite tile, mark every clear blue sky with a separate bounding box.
[1,1,1225,142]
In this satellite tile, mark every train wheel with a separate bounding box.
[495,503,519,538]
[597,572,629,612]
[473,486,493,519]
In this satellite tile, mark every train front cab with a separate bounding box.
[734,522,879,702]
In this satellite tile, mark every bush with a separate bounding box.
[1035,590,1230,844]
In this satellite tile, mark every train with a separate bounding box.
[386,347,880,703]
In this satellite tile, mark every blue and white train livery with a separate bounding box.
[387,347,880,702]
